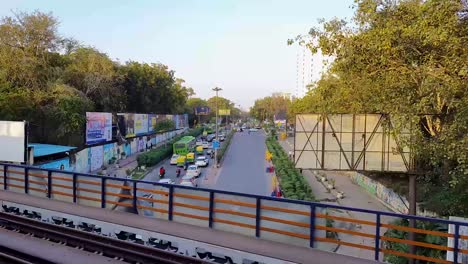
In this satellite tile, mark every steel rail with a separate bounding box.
[0,212,210,264]
[0,245,51,264]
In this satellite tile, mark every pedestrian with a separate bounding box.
[288,151,293,160]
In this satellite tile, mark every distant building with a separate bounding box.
[295,44,333,98]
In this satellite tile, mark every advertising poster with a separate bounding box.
[148,114,157,133]
[103,143,115,165]
[117,113,135,138]
[138,137,145,152]
[135,114,149,135]
[89,145,104,172]
[155,115,166,124]
[173,115,180,129]
[194,106,210,115]
[74,148,90,173]
[184,114,189,127]
[130,139,137,154]
[86,112,112,145]
[123,143,131,156]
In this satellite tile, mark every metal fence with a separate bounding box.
[0,162,467,263]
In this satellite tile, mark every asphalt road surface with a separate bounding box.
[213,130,271,196]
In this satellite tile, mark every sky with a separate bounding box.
[0,0,355,109]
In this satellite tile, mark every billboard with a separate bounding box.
[86,112,112,145]
[148,114,157,132]
[134,114,149,135]
[218,109,231,116]
[117,113,135,138]
[195,106,210,115]
[0,121,26,163]
[294,114,412,172]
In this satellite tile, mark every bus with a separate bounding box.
[173,136,196,156]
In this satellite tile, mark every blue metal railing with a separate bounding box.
[0,162,466,263]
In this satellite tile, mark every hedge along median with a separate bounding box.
[266,136,315,201]
[137,128,203,167]
[216,130,235,164]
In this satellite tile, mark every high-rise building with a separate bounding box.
[295,44,333,98]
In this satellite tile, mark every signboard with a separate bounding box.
[218,109,231,116]
[134,114,148,135]
[0,121,26,163]
[294,114,412,172]
[86,112,112,145]
[148,114,157,132]
[117,113,135,138]
[212,140,220,150]
[195,106,210,115]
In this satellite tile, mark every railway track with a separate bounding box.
[0,212,211,264]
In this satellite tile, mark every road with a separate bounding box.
[211,130,271,196]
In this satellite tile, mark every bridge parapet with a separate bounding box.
[1,163,467,263]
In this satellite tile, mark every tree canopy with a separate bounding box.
[250,94,291,122]
[289,0,468,216]
[0,11,197,146]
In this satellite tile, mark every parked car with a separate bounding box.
[185,165,201,178]
[206,149,213,156]
[180,179,197,187]
[219,135,225,141]
[195,156,209,167]
[202,141,210,149]
[158,179,175,184]
[170,154,179,165]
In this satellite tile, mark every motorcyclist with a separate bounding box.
[159,166,165,178]
[176,167,181,177]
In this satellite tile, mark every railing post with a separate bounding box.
[208,191,214,228]
[453,224,460,264]
[47,171,52,198]
[3,165,7,190]
[72,174,77,203]
[101,178,106,208]
[24,168,29,194]
[310,204,316,248]
[132,181,137,214]
[255,198,261,237]
[374,213,381,261]
[168,186,174,221]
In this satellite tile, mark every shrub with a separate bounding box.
[266,135,315,201]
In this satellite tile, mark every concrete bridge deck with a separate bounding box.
[0,190,376,264]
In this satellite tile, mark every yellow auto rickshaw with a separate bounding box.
[186,152,195,163]
[196,145,204,155]
[176,155,186,167]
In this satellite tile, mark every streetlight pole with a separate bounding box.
[212,87,222,168]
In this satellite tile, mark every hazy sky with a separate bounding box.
[0,0,355,108]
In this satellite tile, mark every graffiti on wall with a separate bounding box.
[103,143,115,165]
[74,148,89,173]
[352,173,377,195]
[89,145,104,171]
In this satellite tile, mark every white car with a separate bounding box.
[179,179,197,187]
[202,142,210,149]
[249,128,258,132]
[185,165,201,178]
[195,156,209,167]
[158,179,175,184]
[195,140,203,146]
[170,154,179,165]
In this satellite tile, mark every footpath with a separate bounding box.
[279,137,391,261]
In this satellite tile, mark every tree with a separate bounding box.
[0,10,62,89]
[251,94,291,122]
[290,0,468,216]
[63,47,125,112]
